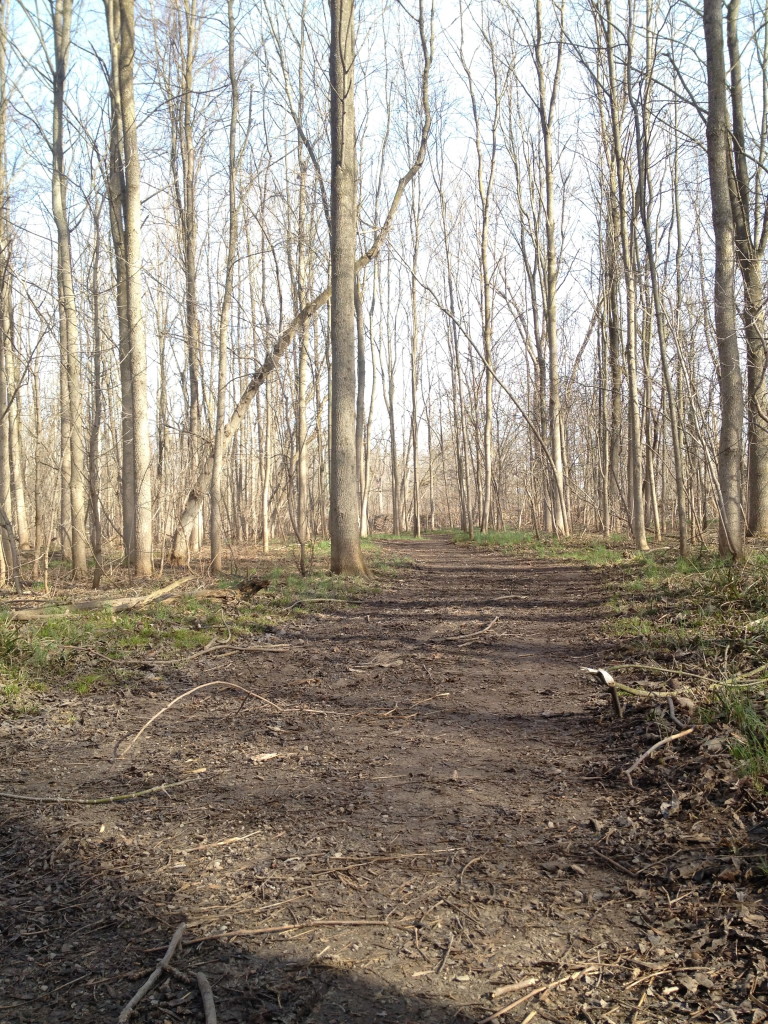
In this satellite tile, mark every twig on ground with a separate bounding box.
[185,642,291,662]
[305,848,458,877]
[436,932,453,974]
[118,922,187,1023]
[491,978,538,999]
[117,681,285,757]
[442,617,499,642]
[582,666,678,701]
[588,847,639,878]
[476,968,596,1024]
[458,855,483,887]
[182,829,262,852]
[283,597,361,611]
[193,917,413,942]
[0,772,205,805]
[624,728,695,780]
[196,972,217,1024]
[667,696,686,729]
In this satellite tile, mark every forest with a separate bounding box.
[0,0,761,581]
[5,3,768,1021]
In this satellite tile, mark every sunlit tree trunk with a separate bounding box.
[52,0,87,577]
[210,0,239,573]
[328,0,366,574]
[704,0,745,558]
[727,0,768,537]
[105,0,153,575]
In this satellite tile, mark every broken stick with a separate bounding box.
[624,728,694,780]
[0,772,205,805]
[118,922,187,1023]
[196,972,217,1024]
[117,681,284,757]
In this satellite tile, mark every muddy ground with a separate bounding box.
[1,537,767,1024]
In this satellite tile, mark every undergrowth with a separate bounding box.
[0,538,406,717]
[458,529,768,788]
[453,528,627,566]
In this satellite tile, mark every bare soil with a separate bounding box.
[1,537,766,1024]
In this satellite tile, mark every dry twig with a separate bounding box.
[475,968,596,1024]
[117,681,285,757]
[624,728,695,780]
[0,772,205,805]
[196,972,217,1024]
[194,917,413,942]
[442,617,499,642]
[118,922,187,1023]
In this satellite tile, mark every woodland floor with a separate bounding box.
[1,536,767,1024]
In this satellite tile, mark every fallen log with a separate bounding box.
[10,576,193,621]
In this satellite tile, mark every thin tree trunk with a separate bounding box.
[704,0,745,558]
[727,0,768,537]
[210,0,239,573]
[52,0,87,577]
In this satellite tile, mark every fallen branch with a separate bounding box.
[185,642,290,661]
[196,972,217,1024]
[442,617,499,642]
[282,597,361,611]
[588,847,639,878]
[0,772,205,804]
[667,696,686,729]
[118,922,187,1023]
[12,576,193,621]
[613,682,680,698]
[582,666,679,700]
[117,681,285,758]
[194,917,413,942]
[624,728,695,780]
[183,829,262,853]
[476,968,596,1024]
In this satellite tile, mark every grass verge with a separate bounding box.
[457,529,768,789]
[0,538,408,717]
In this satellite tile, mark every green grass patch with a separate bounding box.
[454,529,626,566]
[0,538,406,717]
[459,529,768,788]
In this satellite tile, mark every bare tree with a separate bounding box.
[704,0,745,558]
[104,0,154,576]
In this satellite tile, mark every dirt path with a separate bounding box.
[0,538,762,1023]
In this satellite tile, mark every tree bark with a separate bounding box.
[726,0,768,537]
[210,0,239,573]
[52,0,87,577]
[329,0,365,575]
[704,0,745,558]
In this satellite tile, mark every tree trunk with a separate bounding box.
[726,0,768,537]
[704,0,745,558]
[105,0,152,575]
[210,0,239,573]
[52,0,87,577]
[328,0,365,575]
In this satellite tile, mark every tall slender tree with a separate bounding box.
[703,0,745,558]
[329,0,365,574]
